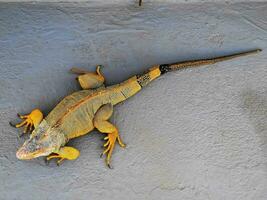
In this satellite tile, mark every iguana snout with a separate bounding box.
[16,144,50,160]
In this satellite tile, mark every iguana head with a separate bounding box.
[16,120,62,160]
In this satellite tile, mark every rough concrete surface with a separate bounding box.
[0,1,267,200]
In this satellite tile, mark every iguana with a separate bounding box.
[10,49,261,168]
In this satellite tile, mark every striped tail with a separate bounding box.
[159,49,261,74]
[136,49,262,87]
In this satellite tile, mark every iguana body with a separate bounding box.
[12,49,261,167]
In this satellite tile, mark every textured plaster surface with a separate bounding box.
[0,1,267,200]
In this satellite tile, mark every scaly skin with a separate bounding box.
[12,49,261,167]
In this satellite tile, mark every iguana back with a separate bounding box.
[45,89,105,139]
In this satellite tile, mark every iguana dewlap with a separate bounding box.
[11,49,261,168]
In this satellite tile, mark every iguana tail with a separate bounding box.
[159,49,261,73]
[136,49,262,87]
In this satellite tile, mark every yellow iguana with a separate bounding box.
[10,49,261,168]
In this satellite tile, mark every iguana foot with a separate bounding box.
[93,103,126,168]
[100,129,126,168]
[70,65,105,89]
[10,109,43,134]
[46,146,80,166]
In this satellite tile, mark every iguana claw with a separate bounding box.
[44,157,49,165]
[9,121,16,127]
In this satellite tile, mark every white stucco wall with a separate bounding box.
[0,1,266,200]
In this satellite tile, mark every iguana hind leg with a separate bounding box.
[10,109,43,135]
[46,146,80,166]
[70,65,105,89]
[93,103,126,168]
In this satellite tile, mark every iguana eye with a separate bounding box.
[35,133,41,140]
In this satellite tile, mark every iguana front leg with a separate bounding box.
[10,109,43,135]
[93,103,126,168]
[46,146,80,166]
[70,65,105,89]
